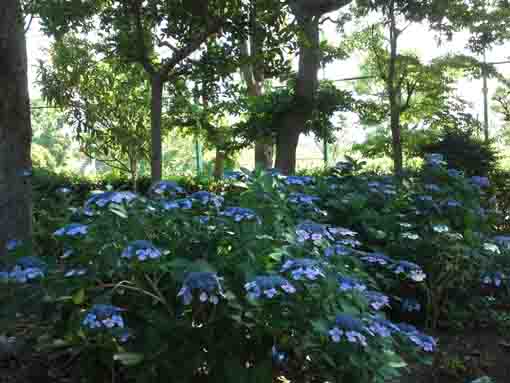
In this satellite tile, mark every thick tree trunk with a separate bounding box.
[0,0,32,256]
[275,15,320,174]
[388,1,403,176]
[150,74,163,183]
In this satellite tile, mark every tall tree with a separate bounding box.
[0,0,32,255]
[274,0,353,174]
[352,0,455,175]
[39,36,154,190]
[37,0,249,182]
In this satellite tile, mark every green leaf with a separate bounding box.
[113,352,144,366]
[72,288,86,305]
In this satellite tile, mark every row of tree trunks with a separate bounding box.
[0,0,32,256]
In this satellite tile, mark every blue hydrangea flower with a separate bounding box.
[283,175,314,186]
[288,193,320,206]
[432,224,449,233]
[392,261,426,282]
[244,276,296,299]
[471,176,490,188]
[360,252,393,266]
[329,314,368,346]
[272,345,287,365]
[82,304,125,330]
[190,191,224,209]
[86,191,137,208]
[121,240,163,262]
[328,227,358,237]
[401,232,421,241]
[397,324,436,352]
[401,298,421,312]
[54,223,89,237]
[5,239,22,251]
[364,291,390,310]
[177,272,225,305]
[220,207,260,223]
[150,180,186,197]
[224,170,250,182]
[424,184,441,192]
[483,243,500,254]
[57,187,72,194]
[366,316,401,338]
[64,268,88,278]
[493,236,510,250]
[338,276,367,292]
[162,198,193,210]
[425,153,445,166]
[416,195,433,203]
[337,238,362,248]
[295,221,334,243]
[324,244,352,257]
[4,257,47,283]
[481,272,504,287]
[281,258,325,281]
[447,168,463,177]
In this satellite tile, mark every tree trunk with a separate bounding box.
[150,73,163,183]
[388,1,403,176]
[129,153,138,192]
[213,149,226,179]
[0,0,32,256]
[240,20,273,170]
[275,15,320,174]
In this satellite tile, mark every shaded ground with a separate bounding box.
[400,330,510,383]
[2,329,510,383]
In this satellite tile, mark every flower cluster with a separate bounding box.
[150,180,185,197]
[244,276,296,299]
[397,324,437,352]
[329,314,368,346]
[481,272,504,288]
[287,193,320,206]
[324,244,352,257]
[54,223,89,237]
[338,276,367,292]
[392,261,426,282]
[220,207,260,223]
[283,175,314,186]
[281,258,325,281]
[425,153,446,167]
[177,272,225,305]
[82,304,125,330]
[364,291,390,310]
[401,298,421,312]
[190,191,224,209]
[0,257,46,284]
[162,198,193,210]
[360,252,393,266]
[366,316,400,338]
[470,176,490,188]
[295,221,334,243]
[86,191,137,208]
[223,170,250,182]
[121,240,163,262]
[5,239,22,251]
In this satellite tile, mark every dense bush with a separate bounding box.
[417,127,499,177]
[3,161,509,382]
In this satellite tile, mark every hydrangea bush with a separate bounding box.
[6,159,506,382]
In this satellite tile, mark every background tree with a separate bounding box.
[38,36,154,190]
[0,0,32,255]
